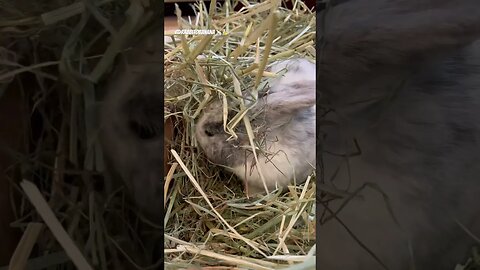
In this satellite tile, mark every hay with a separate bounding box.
[0,0,315,269]
[164,0,316,269]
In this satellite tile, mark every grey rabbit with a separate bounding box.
[318,0,480,269]
[99,26,164,220]
[195,58,316,196]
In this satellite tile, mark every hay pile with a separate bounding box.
[164,0,316,269]
[0,0,315,269]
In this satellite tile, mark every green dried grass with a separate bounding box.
[164,0,316,269]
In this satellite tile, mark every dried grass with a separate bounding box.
[164,0,315,269]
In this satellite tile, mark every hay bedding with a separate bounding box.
[164,0,315,269]
[0,0,315,269]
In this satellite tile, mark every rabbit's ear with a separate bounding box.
[318,0,480,105]
[255,81,316,117]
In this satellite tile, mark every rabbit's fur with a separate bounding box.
[99,26,164,220]
[318,0,480,269]
[195,58,316,195]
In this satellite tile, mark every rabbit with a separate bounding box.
[98,25,164,221]
[317,0,480,269]
[195,58,316,196]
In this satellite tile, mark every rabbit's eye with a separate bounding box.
[204,122,223,137]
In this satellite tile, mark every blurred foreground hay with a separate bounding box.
[164,1,316,269]
[1,0,165,269]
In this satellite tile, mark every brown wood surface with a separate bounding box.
[165,17,179,31]
[164,117,174,176]
[164,17,178,176]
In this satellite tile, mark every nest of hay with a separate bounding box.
[164,1,316,269]
[1,0,316,268]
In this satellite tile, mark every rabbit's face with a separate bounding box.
[100,66,164,220]
[195,101,248,168]
[99,25,165,220]
[195,58,316,194]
